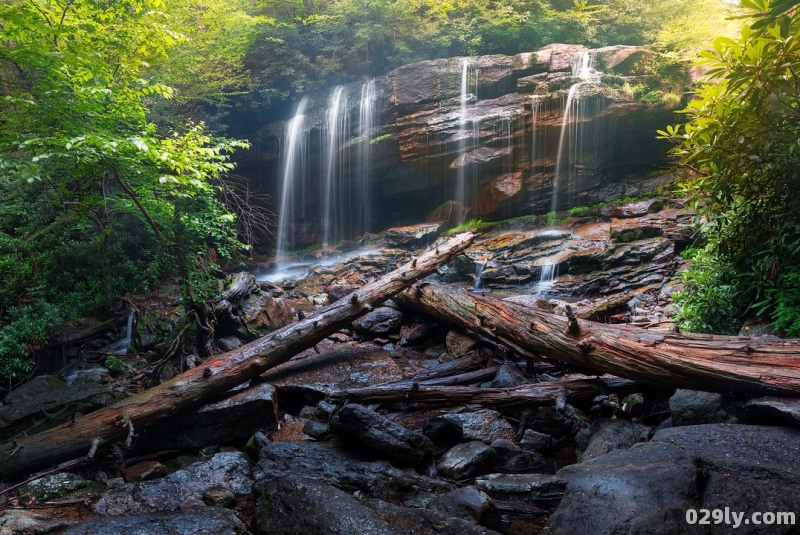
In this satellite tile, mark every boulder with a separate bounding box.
[475,473,566,507]
[0,510,77,534]
[136,383,279,451]
[422,416,464,456]
[445,330,479,358]
[254,435,452,507]
[547,442,699,535]
[427,486,503,530]
[19,473,96,505]
[240,291,295,337]
[0,375,112,441]
[592,45,655,75]
[653,423,800,533]
[63,508,247,535]
[519,429,552,453]
[437,441,497,480]
[255,476,405,535]
[330,404,434,467]
[352,306,405,336]
[442,410,516,443]
[577,418,650,462]
[486,363,529,388]
[94,452,253,515]
[255,476,499,535]
[745,396,800,426]
[669,389,727,426]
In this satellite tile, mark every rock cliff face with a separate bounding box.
[238,44,677,247]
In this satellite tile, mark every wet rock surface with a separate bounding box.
[576,418,650,462]
[669,389,727,426]
[548,442,699,535]
[136,383,279,451]
[63,507,248,535]
[94,452,253,515]
[653,424,800,533]
[330,404,435,467]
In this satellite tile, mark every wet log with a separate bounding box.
[0,233,475,479]
[396,284,800,396]
[331,379,607,408]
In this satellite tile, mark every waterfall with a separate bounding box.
[552,51,602,214]
[536,264,558,295]
[357,79,377,236]
[276,97,309,263]
[322,87,348,247]
[473,262,485,290]
[109,308,135,355]
[454,58,471,209]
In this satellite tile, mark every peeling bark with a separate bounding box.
[396,283,800,396]
[0,233,475,479]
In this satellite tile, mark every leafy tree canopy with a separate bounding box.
[660,0,800,335]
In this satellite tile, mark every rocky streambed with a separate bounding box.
[3,199,800,534]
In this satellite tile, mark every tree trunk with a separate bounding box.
[396,283,800,396]
[0,233,475,479]
[331,379,610,408]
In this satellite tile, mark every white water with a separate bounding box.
[358,80,377,235]
[454,58,471,209]
[276,97,309,264]
[535,264,558,295]
[109,308,135,355]
[473,262,485,290]
[322,87,348,247]
[552,51,601,213]
[256,248,384,283]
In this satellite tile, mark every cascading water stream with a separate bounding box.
[358,79,377,236]
[322,87,347,247]
[454,58,471,208]
[473,262,485,291]
[109,308,135,355]
[552,51,601,214]
[275,97,309,264]
[535,264,558,295]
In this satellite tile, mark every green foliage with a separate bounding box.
[445,219,484,236]
[673,247,739,334]
[661,0,800,335]
[0,302,62,382]
[568,206,593,216]
[244,0,741,106]
[0,0,253,383]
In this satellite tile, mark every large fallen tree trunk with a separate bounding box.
[396,283,800,397]
[0,234,475,479]
[331,378,614,408]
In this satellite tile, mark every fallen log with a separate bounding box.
[396,283,800,396]
[0,233,475,480]
[330,379,607,408]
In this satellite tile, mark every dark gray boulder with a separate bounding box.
[62,507,247,535]
[136,383,278,451]
[547,442,699,535]
[254,436,451,507]
[669,389,727,426]
[94,452,253,516]
[426,486,503,530]
[352,306,404,335]
[437,441,497,480]
[255,476,404,535]
[330,404,435,467]
[577,418,650,462]
[653,424,800,534]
